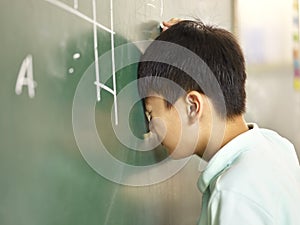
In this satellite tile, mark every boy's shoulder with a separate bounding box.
[200,123,299,194]
[211,125,299,198]
[207,126,300,223]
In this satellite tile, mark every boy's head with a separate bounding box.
[137,20,247,158]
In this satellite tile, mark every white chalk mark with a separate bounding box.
[110,0,118,125]
[73,53,81,60]
[68,67,75,74]
[94,81,114,95]
[146,0,163,17]
[15,55,37,98]
[45,0,119,124]
[44,0,115,34]
[92,0,101,102]
[74,0,78,9]
[146,3,156,8]
[160,0,164,17]
[103,185,119,225]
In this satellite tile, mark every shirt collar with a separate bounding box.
[198,123,262,193]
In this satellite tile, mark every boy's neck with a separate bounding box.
[200,115,249,161]
[221,116,249,147]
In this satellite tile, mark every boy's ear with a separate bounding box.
[185,91,204,122]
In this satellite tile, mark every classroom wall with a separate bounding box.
[237,0,300,159]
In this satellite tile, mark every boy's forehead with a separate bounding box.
[145,95,165,107]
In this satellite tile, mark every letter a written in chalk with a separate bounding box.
[15,55,37,98]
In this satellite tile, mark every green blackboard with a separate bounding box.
[0,0,232,224]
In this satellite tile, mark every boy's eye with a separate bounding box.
[145,111,152,122]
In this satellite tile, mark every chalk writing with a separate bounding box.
[44,0,114,34]
[44,0,119,124]
[15,55,37,98]
[74,0,78,9]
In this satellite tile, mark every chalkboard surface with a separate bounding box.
[0,1,232,224]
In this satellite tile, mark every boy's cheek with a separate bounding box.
[149,118,167,142]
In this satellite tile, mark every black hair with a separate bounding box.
[137,20,247,119]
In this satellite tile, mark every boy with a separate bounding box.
[137,20,300,225]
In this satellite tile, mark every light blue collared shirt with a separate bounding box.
[198,124,300,225]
